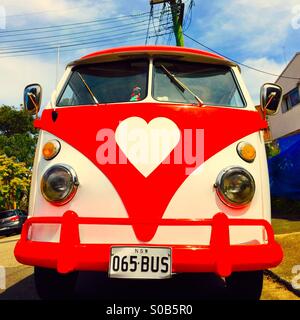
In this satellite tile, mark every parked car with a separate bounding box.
[0,209,28,236]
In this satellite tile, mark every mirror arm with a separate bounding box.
[262,92,277,119]
[264,93,276,110]
[28,94,39,118]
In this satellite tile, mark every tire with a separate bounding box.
[225,270,264,300]
[34,267,78,300]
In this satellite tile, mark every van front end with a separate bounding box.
[15,46,283,299]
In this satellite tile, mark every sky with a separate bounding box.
[0,0,299,108]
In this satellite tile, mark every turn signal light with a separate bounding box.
[237,142,256,163]
[42,140,61,160]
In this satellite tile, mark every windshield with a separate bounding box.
[153,59,245,107]
[57,59,148,106]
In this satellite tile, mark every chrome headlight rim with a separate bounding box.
[215,166,255,208]
[41,164,79,206]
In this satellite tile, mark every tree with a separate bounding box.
[0,105,36,136]
[0,133,37,166]
[0,154,31,210]
[0,105,37,166]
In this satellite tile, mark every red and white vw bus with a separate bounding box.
[15,45,283,299]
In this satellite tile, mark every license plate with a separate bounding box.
[109,246,172,279]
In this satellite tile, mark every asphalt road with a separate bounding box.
[0,235,299,300]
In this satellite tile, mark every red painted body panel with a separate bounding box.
[80,45,226,62]
[34,104,267,241]
[14,211,283,277]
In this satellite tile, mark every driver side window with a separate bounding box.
[57,72,95,106]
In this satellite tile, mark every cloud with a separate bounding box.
[0,0,294,109]
[0,0,124,108]
[240,57,286,104]
[0,54,56,108]
[1,0,119,28]
[0,0,153,108]
[196,0,300,57]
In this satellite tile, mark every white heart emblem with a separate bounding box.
[115,117,180,177]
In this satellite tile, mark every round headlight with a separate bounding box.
[41,165,79,205]
[215,167,255,208]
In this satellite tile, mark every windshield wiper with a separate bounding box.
[77,72,99,104]
[159,64,204,106]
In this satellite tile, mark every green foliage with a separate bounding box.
[265,140,280,159]
[0,105,36,136]
[0,133,37,167]
[0,154,31,210]
[0,105,37,210]
[0,105,37,166]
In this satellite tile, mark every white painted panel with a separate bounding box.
[79,225,211,245]
[30,130,269,246]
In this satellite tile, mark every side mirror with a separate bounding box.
[260,83,283,116]
[24,84,42,115]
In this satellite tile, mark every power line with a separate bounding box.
[155,2,169,45]
[182,0,194,32]
[0,10,160,36]
[0,31,173,60]
[0,14,164,43]
[0,27,169,55]
[0,5,177,59]
[0,11,172,53]
[0,17,164,48]
[0,26,173,57]
[162,5,173,45]
[0,22,173,55]
[166,31,173,45]
[184,33,300,81]
[145,5,154,45]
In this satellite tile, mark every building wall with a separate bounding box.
[269,53,300,139]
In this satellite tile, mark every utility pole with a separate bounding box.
[150,0,185,47]
[169,0,184,47]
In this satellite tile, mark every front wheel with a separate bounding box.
[225,270,264,300]
[34,267,78,300]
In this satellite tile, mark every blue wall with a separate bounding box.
[268,133,300,200]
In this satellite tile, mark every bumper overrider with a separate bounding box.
[14,211,283,277]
